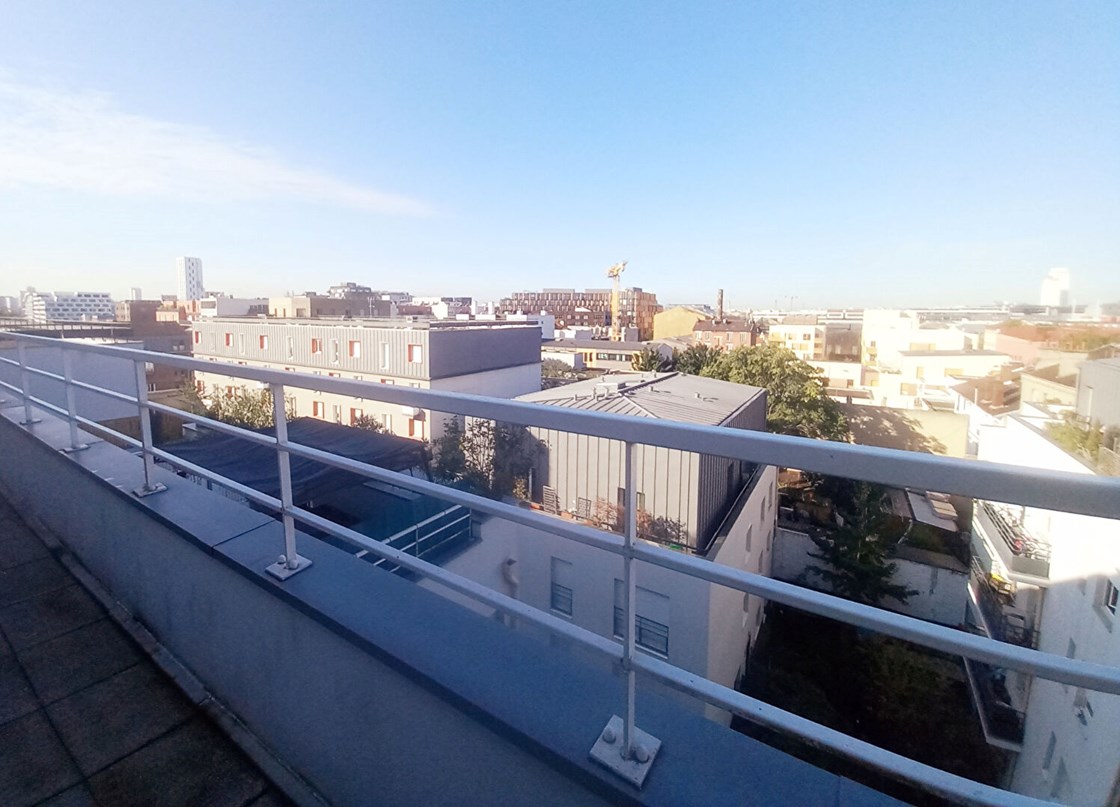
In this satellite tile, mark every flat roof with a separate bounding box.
[898,349,1008,357]
[517,371,764,426]
[547,338,650,351]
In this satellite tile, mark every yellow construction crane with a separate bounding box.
[606,261,627,341]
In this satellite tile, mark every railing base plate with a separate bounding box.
[589,714,661,788]
[266,555,313,581]
[20,418,42,426]
[61,444,90,454]
[132,482,168,498]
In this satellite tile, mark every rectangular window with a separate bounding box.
[312,401,325,418]
[332,404,342,423]
[224,332,233,347]
[258,334,268,349]
[350,407,364,425]
[1104,579,1118,616]
[311,338,323,354]
[331,339,340,363]
[349,340,361,358]
[613,581,670,656]
[238,333,246,354]
[192,331,201,345]
[286,336,294,358]
[382,413,392,432]
[380,342,390,369]
[407,417,423,438]
[407,344,423,364]
[550,558,573,616]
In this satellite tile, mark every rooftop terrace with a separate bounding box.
[1,332,1119,805]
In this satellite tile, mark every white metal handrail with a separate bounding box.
[2,332,1119,805]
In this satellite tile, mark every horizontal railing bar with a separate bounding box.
[7,333,1120,518]
[631,541,1120,694]
[282,439,628,557]
[285,504,624,659]
[145,400,281,448]
[631,654,1049,807]
[147,447,283,512]
[379,505,464,543]
[71,413,143,450]
[67,377,144,406]
[284,436,1120,692]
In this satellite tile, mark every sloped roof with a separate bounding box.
[517,372,764,426]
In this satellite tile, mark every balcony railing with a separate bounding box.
[968,559,1038,649]
[2,332,1120,806]
[975,499,1052,579]
[963,657,1027,750]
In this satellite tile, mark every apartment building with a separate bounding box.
[175,257,205,301]
[862,309,973,369]
[500,287,660,340]
[867,349,1012,410]
[20,289,115,323]
[268,294,394,319]
[766,316,826,361]
[692,319,763,350]
[653,306,708,340]
[190,318,541,440]
[1076,358,1120,429]
[966,411,1120,804]
[542,339,671,371]
[462,373,779,712]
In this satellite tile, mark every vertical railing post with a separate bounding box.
[132,359,166,496]
[16,340,41,426]
[622,441,639,757]
[60,348,88,452]
[266,383,312,580]
[590,440,661,788]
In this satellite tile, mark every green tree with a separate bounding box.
[802,482,915,607]
[352,414,385,432]
[673,343,722,376]
[432,417,540,499]
[204,385,296,430]
[631,346,672,372]
[702,344,848,441]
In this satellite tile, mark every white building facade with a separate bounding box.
[176,257,205,301]
[19,289,115,322]
[190,318,542,441]
[966,413,1120,804]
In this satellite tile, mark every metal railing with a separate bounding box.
[968,559,1039,650]
[3,332,1120,805]
[976,500,1052,579]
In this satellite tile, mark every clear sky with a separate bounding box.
[1,1,1117,309]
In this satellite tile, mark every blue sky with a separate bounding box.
[1,1,1117,309]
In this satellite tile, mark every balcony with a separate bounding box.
[1,333,1119,806]
[963,657,1027,751]
[967,559,1038,649]
[973,499,1051,581]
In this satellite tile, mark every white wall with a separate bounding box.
[771,527,969,627]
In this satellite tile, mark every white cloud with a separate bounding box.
[0,75,429,215]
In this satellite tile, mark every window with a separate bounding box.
[258,335,268,350]
[311,338,323,354]
[224,332,233,347]
[192,331,201,345]
[407,344,423,364]
[328,372,340,378]
[382,413,392,432]
[407,417,423,438]
[613,581,670,656]
[330,339,340,363]
[332,404,342,423]
[349,340,361,358]
[238,333,246,354]
[380,378,395,385]
[312,401,325,418]
[350,407,364,425]
[380,342,390,369]
[1104,579,1118,616]
[286,336,294,358]
[550,558,573,616]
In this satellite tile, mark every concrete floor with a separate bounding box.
[0,492,291,807]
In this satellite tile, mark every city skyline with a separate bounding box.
[1,2,1117,307]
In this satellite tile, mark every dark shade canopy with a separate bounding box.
[164,418,427,504]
